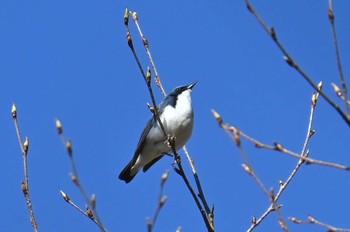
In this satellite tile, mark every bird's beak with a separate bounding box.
[187,81,197,90]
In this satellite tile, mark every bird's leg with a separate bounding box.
[165,134,176,148]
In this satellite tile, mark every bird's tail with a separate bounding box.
[118,161,138,183]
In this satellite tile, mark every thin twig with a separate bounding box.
[328,0,350,114]
[214,115,350,171]
[131,12,166,96]
[55,119,107,232]
[212,87,348,231]
[124,9,214,232]
[59,190,104,230]
[129,10,213,223]
[245,0,350,126]
[217,109,289,231]
[147,171,169,232]
[290,215,350,232]
[12,103,39,232]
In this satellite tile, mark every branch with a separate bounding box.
[147,171,169,232]
[245,0,350,126]
[290,215,350,232]
[328,0,350,114]
[12,103,39,232]
[129,10,214,224]
[55,119,107,232]
[212,83,348,231]
[124,9,214,232]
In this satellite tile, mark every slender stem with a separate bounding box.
[124,11,214,231]
[148,171,168,232]
[245,0,350,126]
[12,104,39,232]
[57,124,107,232]
[132,14,166,96]
[290,215,350,232]
[60,190,105,230]
[328,0,350,114]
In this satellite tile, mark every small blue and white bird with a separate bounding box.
[119,81,197,183]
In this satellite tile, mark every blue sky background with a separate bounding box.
[1,1,350,231]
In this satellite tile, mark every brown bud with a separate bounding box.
[132,11,138,22]
[328,0,334,23]
[289,217,301,224]
[12,103,17,119]
[161,170,169,186]
[211,109,223,126]
[246,2,254,13]
[307,215,316,223]
[270,27,276,41]
[233,128,241,146]
[278,220,287,230]
[252,216,257,225]
[21,181,28,195]
[331,83,342,96]
[86,207,94,219]
[126,32,133,49]
[91,194,96,209]
[124,8,129,26]
[147,103,155,114]
[146,218,152,231]
[60,190,70,203]
[142,36,149,47]
[70,173,80,186]
[254,142,263,148]
[146,67,151,85]
[284,56,294,67]
[55,119,63,135]
[66,140,73,157]
[274,142,284,151]
[242,163,252,175]
[23,137,29,155]
[309,129,315,138]
[311,92,319,107]
[159,195,167,207]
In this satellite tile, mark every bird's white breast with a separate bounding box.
[160,89,194,149]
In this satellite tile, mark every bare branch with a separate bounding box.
[55,119,107,232]
[290,215,350,232]
[213,84,347,231]
[124,9,214,232]
[244,0,350,126]
[328,0,350,114]
[12,103,39,232]
[147,170,169,232]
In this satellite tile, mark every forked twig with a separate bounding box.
[290,215,350,232]
[55,119,107,232]
[129,11,213,222]
[147,171,169,232]
[11,104,39,232]
[124,9,214,232]
[212,82,349,231]
[213,110,350,171]
[131,12,166,96]
[328,0,350,114]
[246,83,321,231]
[245,0,350,126]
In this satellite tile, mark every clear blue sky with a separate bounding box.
[1,1,350,231]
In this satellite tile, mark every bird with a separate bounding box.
[119,81,197,183]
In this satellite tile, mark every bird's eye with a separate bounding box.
[176,88,180,92]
